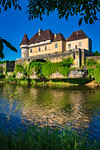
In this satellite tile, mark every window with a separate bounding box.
[39,47,41,51]
[75,45,77,49]
[73,53,75,59]
[45,46,47,50]
[55,43,58,49]
[79,42,82,47]
[68,44,71,48]
[30,49,32,53]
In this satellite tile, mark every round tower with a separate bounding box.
[20,33,29,58]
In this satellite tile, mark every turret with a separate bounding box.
[20,33,29,58]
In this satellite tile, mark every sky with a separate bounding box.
[0,1,100,61]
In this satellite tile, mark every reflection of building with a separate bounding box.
[19,29,93,68]
[21,87,90,130]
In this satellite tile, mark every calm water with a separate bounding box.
[0,83,100,139]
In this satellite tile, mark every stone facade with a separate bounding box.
[19,29,93,68]
[16,48,93,68]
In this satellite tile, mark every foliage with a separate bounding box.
[86,58,97,67]
[0,0,100,25]
[0,66,3,72]
[15,58,73,79]
[0,60,15,64]
[86,58,100,83]
[0,123,100,150]
[15,64,25,74]
[0,0,21,13]
[0,73,5,79]
[27,0,100,25]
[0,37,17,59]
[94,64,100,84]
[42,57,73,77]
[94,51,100,56]
[29,60,44,75]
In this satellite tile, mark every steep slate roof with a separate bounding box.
[54,33,66,42]
[29,29,54,44]
[29,33,38,45]
[21,33,29,45]
[67,30,88,42]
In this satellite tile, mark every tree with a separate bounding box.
[0,0,100,25]
[0,37,17,59]
[0,0,21,13]
[0,0,21,59]
[94,51,100,56]
[27,0,100,25]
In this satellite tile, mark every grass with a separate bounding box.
[0,123,100,150]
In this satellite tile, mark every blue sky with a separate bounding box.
[0,1,100,61]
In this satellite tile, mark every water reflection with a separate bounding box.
[0,84,100,138]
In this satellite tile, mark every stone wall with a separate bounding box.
[86,56,100,63]
[16,49,93,68]
[0,61,15,74]
[68,69,87,78]
[6,61,15,72]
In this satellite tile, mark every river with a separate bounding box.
[0,83,100,139]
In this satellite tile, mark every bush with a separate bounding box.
[0,73,5,79]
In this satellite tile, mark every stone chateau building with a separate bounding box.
[19,29,93,68]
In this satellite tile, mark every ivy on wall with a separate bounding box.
[42,57,73,77]
[15,57,73,78]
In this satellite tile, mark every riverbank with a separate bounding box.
[0,78,94,88]
[0,123,100,150]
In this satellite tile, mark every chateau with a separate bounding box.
[19,29,93,68]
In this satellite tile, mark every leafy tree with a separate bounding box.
[27,0,100,25]
[0,37,17,59]
[0,0,21,13]
[0,0,100,25]
[94,51,100,56]
[0,0,20,59]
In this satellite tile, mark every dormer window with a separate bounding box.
[30,49,32,53]
[39,47,41,51]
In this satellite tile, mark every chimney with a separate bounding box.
[77,31,79,36]
[54,33,57,38]
[39,29,42,36]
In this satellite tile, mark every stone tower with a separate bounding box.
[20,33,29,58]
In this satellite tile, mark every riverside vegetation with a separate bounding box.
[0,57,100,87]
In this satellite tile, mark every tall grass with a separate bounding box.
[0,124,100,150]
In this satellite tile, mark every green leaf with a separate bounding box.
[79,17,83,26]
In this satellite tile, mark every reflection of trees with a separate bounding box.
[1,84,99,132]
